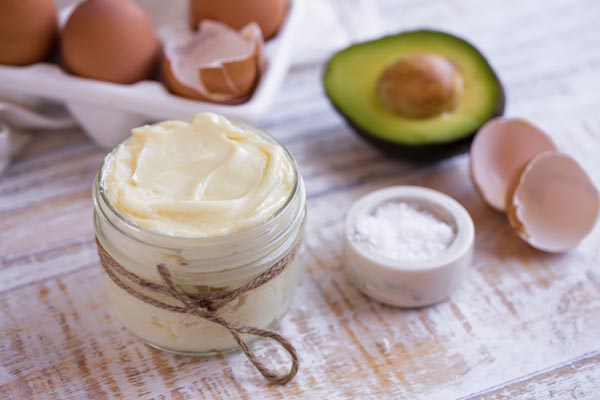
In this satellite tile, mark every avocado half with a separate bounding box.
[323,30,505,161]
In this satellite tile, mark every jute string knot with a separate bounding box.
[96,238,300,385]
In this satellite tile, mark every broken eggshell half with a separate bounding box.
[161,20,265,104]
[506,152,600,252]
[470,118,557,212]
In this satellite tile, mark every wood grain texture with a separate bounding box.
[2,0,600,398]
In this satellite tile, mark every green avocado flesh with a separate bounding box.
[324,30,504,149]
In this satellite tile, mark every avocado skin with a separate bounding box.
[336,85,505,163]
[323,29,506,163]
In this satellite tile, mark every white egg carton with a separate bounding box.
[0,0,304,148]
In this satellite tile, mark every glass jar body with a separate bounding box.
[105,262,301,354]
[93,171,306,355]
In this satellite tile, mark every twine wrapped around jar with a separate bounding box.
[96,238,300,385]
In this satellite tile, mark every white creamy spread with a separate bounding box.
[97,113,304,353]
[103,112,294,237]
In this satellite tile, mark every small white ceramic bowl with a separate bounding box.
[343,186,474,308]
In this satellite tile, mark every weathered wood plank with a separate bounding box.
[464,351,600,399]
[1,156,600,399]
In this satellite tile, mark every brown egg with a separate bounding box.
[470,117,556,211]
[61,0,158,84]
[163,21,264,104]
[506,152,599,252]
[0,0,58,66]
[190,0,287,40]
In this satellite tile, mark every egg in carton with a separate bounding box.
[0,0,304,148]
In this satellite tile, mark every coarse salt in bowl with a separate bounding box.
[343,186,474,308]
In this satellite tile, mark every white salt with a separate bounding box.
[351,201,455,262]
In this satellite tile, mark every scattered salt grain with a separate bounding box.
[351,201,455,262]
[379,338,392,355]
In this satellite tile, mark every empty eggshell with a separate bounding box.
[506,152,599,252]
[162,20,264,104]
[470,118,556,211]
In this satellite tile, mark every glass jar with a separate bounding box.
[92,134,306,355]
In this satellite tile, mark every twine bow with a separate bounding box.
[96,239,300,385]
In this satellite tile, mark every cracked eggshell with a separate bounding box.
[506,152,600,252]
[470,117,557,211]
[161,20,265,104]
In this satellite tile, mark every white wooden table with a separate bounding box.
[2,0,600,398]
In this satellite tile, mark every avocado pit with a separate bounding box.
[376,53,463,119]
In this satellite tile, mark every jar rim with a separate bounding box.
[94,121,301,248]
